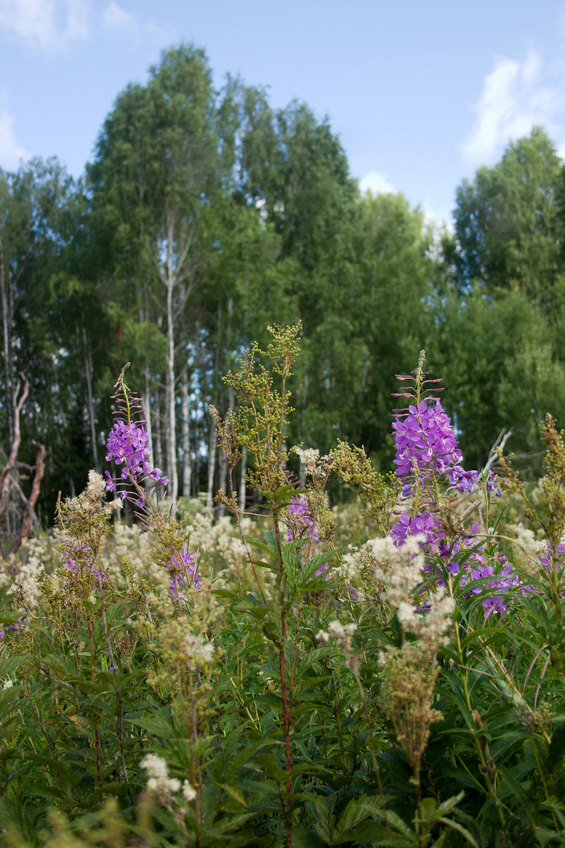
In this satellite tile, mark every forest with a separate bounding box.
[2,42,565,528]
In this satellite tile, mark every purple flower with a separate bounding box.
[286,496,330,579]
[61,540,104,580]
[287,496,320,543]
[388,381,528,618]
[62,540,93,572]
[0,616,27,640]
[105,418,168,501]
[104,471,116,492]
[486,470,502,497]
[467,557,521,618]
[392,399,477,492]
[168,548,201,600]
[390,511,443,549]
[106,419,151,478]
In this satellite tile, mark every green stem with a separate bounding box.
[452,615,506,830]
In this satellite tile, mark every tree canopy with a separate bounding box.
[2,46,565,528]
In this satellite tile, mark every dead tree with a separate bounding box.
[0,374,45,555]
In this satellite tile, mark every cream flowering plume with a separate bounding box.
[372,531,455,783]
[140,753,197,805]
[317,620,359,675]
[368,533,455,648]
[370,533,426,606]
[5,538,47,613]
[296,447,320,475]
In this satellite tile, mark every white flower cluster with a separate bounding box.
[296,447,320,475]
[511,523,547,574]
[397,592,455,643]
[317,620,357,653]
[85,470,107,504]
[317,620,359,675]
[179,632,216,670]
[333,546,362,585]
[141,753,180,796]
[7,540,45,611]
[140,753,197,803]
[190,513,250,574]
[369,534,426,607]
[367,533,455,649]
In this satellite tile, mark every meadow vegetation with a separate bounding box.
[0,325,564,847]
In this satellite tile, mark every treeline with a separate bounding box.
[1,43,565,521]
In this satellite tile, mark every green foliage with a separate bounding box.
[2,333,565,847]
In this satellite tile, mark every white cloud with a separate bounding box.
[66,0,88,40]
[0,107,29,170]
[103,0,136,31]
[0,0,89,51]
[359,171,398,196]
[461,49,564,166]
[102,1,160,38]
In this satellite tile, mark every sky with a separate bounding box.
[1,0,565,226]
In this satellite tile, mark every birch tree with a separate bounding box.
[90,45,219,501]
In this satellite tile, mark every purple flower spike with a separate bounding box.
[286,496,330,579]
[168,548,201,601]
[104,417,169,503]
[392,399,477,491]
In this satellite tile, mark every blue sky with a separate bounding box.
[1,0,565,225]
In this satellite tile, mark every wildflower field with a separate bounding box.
[1,325,564,847]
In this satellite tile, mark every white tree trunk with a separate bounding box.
[0,237,13,442]
[165,231,178,503]
[206,424,217,512]
[181,368,191,497]
[143,370,153,458]
[154,391,163,471]
[239,446,247,510]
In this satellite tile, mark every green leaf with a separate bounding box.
[127,711,175,739]
[335,793,385,832]
[220,783,247,807]
[549,724,565,770]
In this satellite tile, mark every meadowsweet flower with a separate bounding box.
[140,754,180,799]
[295,447,320,475]
[319,621,359,674]
[178,632,215,669]
[370,534,426,606]
[182,779,197,802]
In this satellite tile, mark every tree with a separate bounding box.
[427,285,565,470]
[89,44,220,501]
[453,128,562,314]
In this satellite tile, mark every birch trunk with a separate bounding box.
[239,446,247,510]
[181,368,191,497]
[143,369,153,462]
[165,221,178,503]
[0,236,13,442]
[206,424,217,512]
[154,392,163,471]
